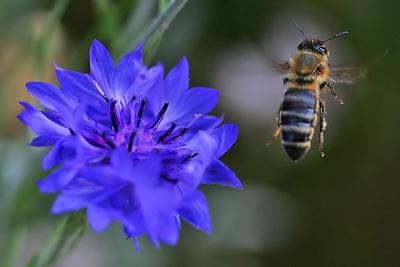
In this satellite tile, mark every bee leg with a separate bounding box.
[320,81,344,104]
[266,127,281,145]
[266,106,282,145]
[318,100,328,157]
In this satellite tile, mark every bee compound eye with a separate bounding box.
[314,45,327,54]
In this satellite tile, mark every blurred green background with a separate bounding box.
[1,0,400,266]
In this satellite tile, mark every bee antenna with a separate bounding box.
[323,31,350,43]
[294,22,308,39]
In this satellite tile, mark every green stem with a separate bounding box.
[26,212,87,267]
[0,225,27,267]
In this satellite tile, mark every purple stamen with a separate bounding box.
[170,114,202,140]
[161,174,179,184]
[157,123,176,144]
[136,98,146,128]
[127,130,137,152]
[149,102,169,129]
[111,100,119,132]
[103,94,110,102]
[171,126,188,140]
[183,152,199,161]
[102,132,116,148]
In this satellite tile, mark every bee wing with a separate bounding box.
[273,61,290,74]
[241,39,291,74]
[328,67,367,84]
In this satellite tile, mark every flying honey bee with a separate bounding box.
[267,24,366,162]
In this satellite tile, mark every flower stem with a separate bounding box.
[0,225,27,267]
[26,211,87,267]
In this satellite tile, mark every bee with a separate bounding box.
[267,24,365,162]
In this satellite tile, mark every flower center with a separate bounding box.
[101,97,198,160]
[80,97,201,186]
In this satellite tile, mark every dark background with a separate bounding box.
[1,0,400,266]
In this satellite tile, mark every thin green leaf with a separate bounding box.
[26,211,87,267]
[34,0,70,80]
[118,0,189,59]
[144,0,185,62]
[158,0,169,12]
[113,0,157,57]
[93,0,118,41]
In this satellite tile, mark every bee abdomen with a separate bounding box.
[280,88,317,161]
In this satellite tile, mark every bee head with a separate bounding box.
[293,23,349,56]
[297,39,329,55]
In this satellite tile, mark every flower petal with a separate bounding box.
[153,213,181,246]
[213,124,238,158]
[124,211,146,237]
[52,192,90,214]
[18,102,70,138]
[38,167,77,193]
[187,131,218,168]
[178,191,211,234]
[189,115,223,133]
[176,131,218,194]
[110,149,161,184]
[144,63,166,115]
[55,65,106,105]
[87,205,112,232]
[26,82,71,111]
[114,44,143,99]
[30,136,59,147]
[42,141,62,170]
[90,39,115,98]
[164,87,219,125]
[201,160,243,189]
[165,57,189,101]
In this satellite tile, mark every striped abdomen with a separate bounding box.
[280,88,318,162]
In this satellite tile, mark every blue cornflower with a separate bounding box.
[18,40,242,248]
